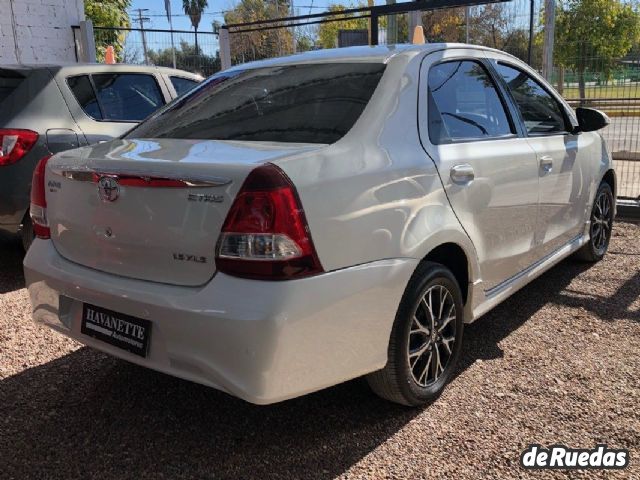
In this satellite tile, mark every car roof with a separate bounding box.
[0,63,203,79]
[225,43,517,72]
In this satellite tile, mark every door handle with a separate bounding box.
[450,164,475,184]
[540,155,553,173]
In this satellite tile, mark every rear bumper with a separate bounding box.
[24,240,417,404]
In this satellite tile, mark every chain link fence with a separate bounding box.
[225,0,639,201]
[75,0,640,200]
[72,26,221,78]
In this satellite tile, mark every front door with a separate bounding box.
[418,51,541,292]
[492,61,590,255]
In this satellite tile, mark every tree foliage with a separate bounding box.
[315,4,465,48]
[84,0,131,61]
[317,4,369,49]
[224,0,294,63]
[183,0,209,32]
[421,8,465,43]
[555,0,640,98]
[147,40,220,76]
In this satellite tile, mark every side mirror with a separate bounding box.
[575,107,610,133]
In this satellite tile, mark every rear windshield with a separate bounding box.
[127,63,386,144]
[0,70,26,105]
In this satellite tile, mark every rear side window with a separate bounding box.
[129,63,386,144]
[0,70,25,105]
[68,75,102,119]
[427,60,513,144]
[68,73,165,122]
[495,63,568,135]
[171,76,199,96]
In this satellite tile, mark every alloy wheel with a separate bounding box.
[407,284,457,387]
[591,189,612,255]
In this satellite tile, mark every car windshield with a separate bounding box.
[127,63,386,144]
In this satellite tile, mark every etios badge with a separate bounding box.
[98,176,120,202]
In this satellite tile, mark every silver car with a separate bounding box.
[24,45,615,406]
[0,63,201,249]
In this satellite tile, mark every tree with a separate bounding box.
[317,4,369,49]
[555,0,640,100]
[224,0,294,63]
[84,0,131,61]
[183,0,209,50]
[421,8,465,43]
[148,40,221,76]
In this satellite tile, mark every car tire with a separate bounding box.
[21,213,34,252]
[574,182,614,263]
[366,262,464,406]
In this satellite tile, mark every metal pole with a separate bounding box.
[135,9,150,64]
[168,13,177,68]
[291,0,296,53]
[367,0,374,46]
[386,0,397,44]
[408,11,420,42]
[219,26,232,70]
[370,11,379,45]
[527,0,534,65]
[78,20,97,63]
[465,6,470,43]
[542,0,556,80]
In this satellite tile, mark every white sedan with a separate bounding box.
[25,44,615,405]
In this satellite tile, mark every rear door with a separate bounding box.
[62,72,168,144]
[492,61,591,256]
[0,67,79,230]
[418,49,541,292]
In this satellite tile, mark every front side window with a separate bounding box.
[129,63,386,144]
[427,60,513,144]
[495,63,568,135]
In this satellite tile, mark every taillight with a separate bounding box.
[30,155,52,239]
[0,129,38,166]
[216,163,323,280]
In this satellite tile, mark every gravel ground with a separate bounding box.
[1,223,638,479]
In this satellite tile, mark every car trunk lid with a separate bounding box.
[45,138,324,286]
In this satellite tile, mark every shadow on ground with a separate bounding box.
[0,233,25,294]
[3,256,621,480]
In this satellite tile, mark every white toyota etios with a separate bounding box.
[25,44,615,406]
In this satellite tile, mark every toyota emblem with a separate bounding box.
[97,176,120,202]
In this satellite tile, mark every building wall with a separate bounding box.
[0,0,85,64]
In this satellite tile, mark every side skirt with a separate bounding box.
[466,234,587,323]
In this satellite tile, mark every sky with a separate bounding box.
[127,0,346,57]
[128,0,344,32]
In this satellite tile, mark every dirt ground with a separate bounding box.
[1,222,638,479]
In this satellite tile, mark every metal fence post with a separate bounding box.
[219,26,232,71]
[408,11,421,43]
[78,20,97,63]
[370,12,379,45]
[542,0,556,81]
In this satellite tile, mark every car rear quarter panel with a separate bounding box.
[276,52,480,285]
[0,69,78,231]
